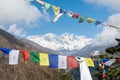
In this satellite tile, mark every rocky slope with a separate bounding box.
[0,29,71,80]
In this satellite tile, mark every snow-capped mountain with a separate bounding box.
[27,33,92,51]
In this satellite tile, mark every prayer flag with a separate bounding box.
[67,11,73,17]
[52,5,60,16]
[95,21,102,25]
[72,14,79,18]
[67,56,78,68]
[40,53,49,66]
[58,55,67,69]
[49,54,58,68]
[36,0,45,5]
[79,58,92,80]
[0,48,12,54]
[45,2,51,11]
[9,50,19,65]
[105,59,115,66]
[53,8,65,23]
[87,18,95,23]
[30,52,40,62]
[79,16,87,23]
[20,50,29,63]
[85,58,94,67]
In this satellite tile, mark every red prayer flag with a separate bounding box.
[67,56,78,68]
[20,50,29,63]
[116,58,120,62]
[72,14,80,18]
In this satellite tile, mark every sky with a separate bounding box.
[0,0,120,51]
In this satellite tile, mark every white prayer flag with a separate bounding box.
[58,55,67,69]
[9,50,19,65]
[79,58,92,80]
[105,59,116,66]
[53,13,64,23]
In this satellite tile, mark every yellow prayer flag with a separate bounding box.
[85,58,94,67]
[40,53,49,66]
[52,5,60,16]
[87,18,95,23]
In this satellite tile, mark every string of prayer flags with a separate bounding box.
[53,8,66,23]
[40,53,49,66]
[49,54,58,68]
[67,56,78,68]
[44,2,51,11]
[0,48,12,54]
[79,16,87,23]
[85,58,94,67]
[79,58,93,80]
[30,52,40,62]
[58,55,67,69]
[20,50,29,63]
[87,18,95,23]
[9,50,19,65]
[52,5,60,17]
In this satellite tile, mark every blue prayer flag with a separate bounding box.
[49,54,58,68]
[0,48,12,54]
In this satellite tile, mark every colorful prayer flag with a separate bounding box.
[87,18,95,23]
[36,0,45,5]
[72,14,79,18]
[0,48,12,54]
[30,52,40,62]
[79,16,87,23]
[52,5,60,16]
[45,2,51,11]
[79,58,92,80]
[104,59,115,66]
[9,50,19,65]
[85,58,94,67]
[53,8,65,23]
[67,11,73,17]
[20,50,29,63]
[49,54,58,68]
[40,53,49,66]
[58,55,67,69]
[67,56,78,68]
[95,21,102,25]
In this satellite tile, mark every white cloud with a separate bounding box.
[8,24,26,37]
[107,13,120,26]
[0,0,49,25]
[92,27,120,46]
[92,13,120,47]
[85,0,120,11]
[26,33,92,51]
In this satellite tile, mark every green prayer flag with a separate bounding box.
[45,2,51,11]
[79,16,87,23]
[30,52,40,62]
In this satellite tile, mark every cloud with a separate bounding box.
[7,24,26,37]
[92,13,120,47]
[107,13,120,26]
[92,27,120,46]
[0,0,49,25]
[85,0,120,11]
[26,33,92,51]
